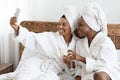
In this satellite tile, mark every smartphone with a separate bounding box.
[14,8,20,18]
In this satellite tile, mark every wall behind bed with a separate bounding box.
[27,0,120,23]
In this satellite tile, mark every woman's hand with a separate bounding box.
[62,55,75,68]
[63,55,71,67]
[10,17,19,34]
[67,50,86,64]
[67,50,81,61]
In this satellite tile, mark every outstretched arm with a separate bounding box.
[9,16,41,52]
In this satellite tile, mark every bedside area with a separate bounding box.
[0,64,13,75]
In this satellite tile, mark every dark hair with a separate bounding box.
[61,15,66,18]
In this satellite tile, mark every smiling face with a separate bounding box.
[57,17,71,36]
[77,17,90,39]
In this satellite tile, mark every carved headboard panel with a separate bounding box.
[107,24,120,49]
[20,21,58,32]
[19,21,120,59]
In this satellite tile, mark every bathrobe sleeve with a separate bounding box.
[15,26,39,51]
[15,26,52,53]
[85,38,118,73]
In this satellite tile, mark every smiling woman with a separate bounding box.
[0,6,79,80]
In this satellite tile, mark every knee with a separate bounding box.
[94,72,102,80]
[94,72,111,80]
[75,75,81,80]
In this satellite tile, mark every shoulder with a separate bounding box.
[95,32,115,48]
[101,35,116,49]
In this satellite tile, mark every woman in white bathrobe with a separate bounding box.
[64,2,120,80]
[0,7,79,80]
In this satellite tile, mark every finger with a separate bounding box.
[11,25,16,28]
[68,53,71,56]
[68,52,73,57]
[10,17,17,21]
[68,49,73,53]
[68,54,72,58]
[10,18,17,22]
[68,52,74,58]
[63,57,70,63]
[68,54,76,60]
[63,56,71,61]
[10,16,17,19]
[10,20,17,25]
[68,49,77,54]
[10,19,16,24]
[63,55,67,57]
[68,55,73,59]
[63,55,68,60]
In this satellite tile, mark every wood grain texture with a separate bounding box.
[107,24,120,49]
[0,64,13,74]
[20,21,58,32]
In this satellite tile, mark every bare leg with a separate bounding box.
[94,72,111,80]
[75,76,81,80]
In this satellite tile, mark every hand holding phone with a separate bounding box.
[14,8,20,18]
[10,8,20,34]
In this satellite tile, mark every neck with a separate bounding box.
[63,34,72,44]
[87,30,97,46]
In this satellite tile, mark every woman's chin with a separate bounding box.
[79,36,85,39]
[59,32,64,35]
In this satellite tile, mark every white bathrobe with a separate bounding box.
[0,26,77,80]
[75,32,120,80]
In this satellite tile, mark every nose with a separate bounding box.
[77,27,81,34]
[77,26,82,31]
[59,25,63,29]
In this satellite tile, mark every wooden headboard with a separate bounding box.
[19,21,120,59]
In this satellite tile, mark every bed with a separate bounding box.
[19,21,120,62]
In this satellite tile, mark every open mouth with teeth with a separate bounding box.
[59,29,65,35]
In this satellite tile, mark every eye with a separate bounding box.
[62,23,68,26]
[57,22,69,27]
[78,23,83,27]
[57,23,61,26]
